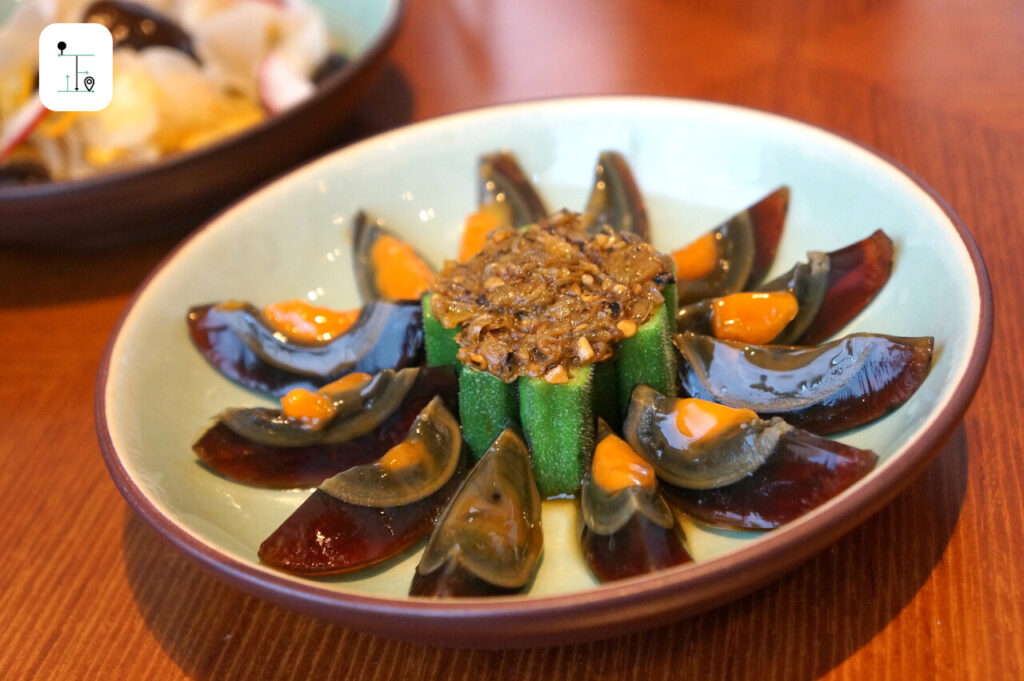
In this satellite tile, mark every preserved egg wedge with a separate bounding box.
[581,150,651,241]
[579,420,692,583]
[675,291,800,345]
[624,386,789,490]
[624,387,878,529]
[662,426,878,530]
[458,151,550,261]
[674,331,933,435]
[192,366,457,488]
[410,426,543,598]
[352,211,436,302]
[672,186,789,305]
[752,250,830,345]
[258,397,465,576]
[186,299,424,397]
[478,151,549,228]
[758,229,893,345]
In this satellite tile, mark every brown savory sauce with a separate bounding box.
[429,211,673,382]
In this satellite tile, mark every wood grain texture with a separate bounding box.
[1,0,1021,678]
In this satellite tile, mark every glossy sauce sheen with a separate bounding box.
[664,428,877,529]
[191,368,457,488]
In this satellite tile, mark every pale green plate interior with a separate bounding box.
[104,97,981,600]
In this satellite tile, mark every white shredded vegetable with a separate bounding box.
[0,0,331,180]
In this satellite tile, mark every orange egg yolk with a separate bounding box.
[262,300,359,343]
[378,439,428,473]
[370,235,435,300]
[710,291,799,344]
[671,232,719,280]
[280,388,337,428]
[662,398,758,450]
[318,372,373,394]
[459,202,509,262]
[592,432,656,493]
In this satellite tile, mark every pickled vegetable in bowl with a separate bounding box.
[0,0,341,182]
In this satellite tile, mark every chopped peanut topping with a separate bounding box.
[544,365,569,384]
[616,320,637,338]
[576,336,595,362]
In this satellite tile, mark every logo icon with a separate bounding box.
[38,23,113,112]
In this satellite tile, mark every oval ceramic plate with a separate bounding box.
[96,97,991,648]
[0,0,402,248]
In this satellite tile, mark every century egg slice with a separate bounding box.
[581,150,651,241]
[753,250,830,345]
[258,397,465,576]
[352,211,436,302]
[675,291,800,345]
[674,331,933,435]
[192,365,457,488]
[457,151,551,261]
[186,299,424,397]
[624,385,790,490]
[758,229,894,345]
[662,427,878,530]
[672,186,789,306]
[625,386,878,530]
[478,150,549,228]
[410,426,543,598]
[579,420,692,583]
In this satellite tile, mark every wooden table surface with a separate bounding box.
[1,0,1020,678]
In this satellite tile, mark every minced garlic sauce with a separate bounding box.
[430,211,673,382]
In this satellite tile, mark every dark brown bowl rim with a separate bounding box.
[0,0,405,202]
[94,96,993,648]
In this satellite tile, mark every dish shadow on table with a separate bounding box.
[0,61,414,305]
[119,424,969,680]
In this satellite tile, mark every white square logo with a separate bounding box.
[38,23,113,112]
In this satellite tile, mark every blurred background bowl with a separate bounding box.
[0,0,403,249]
